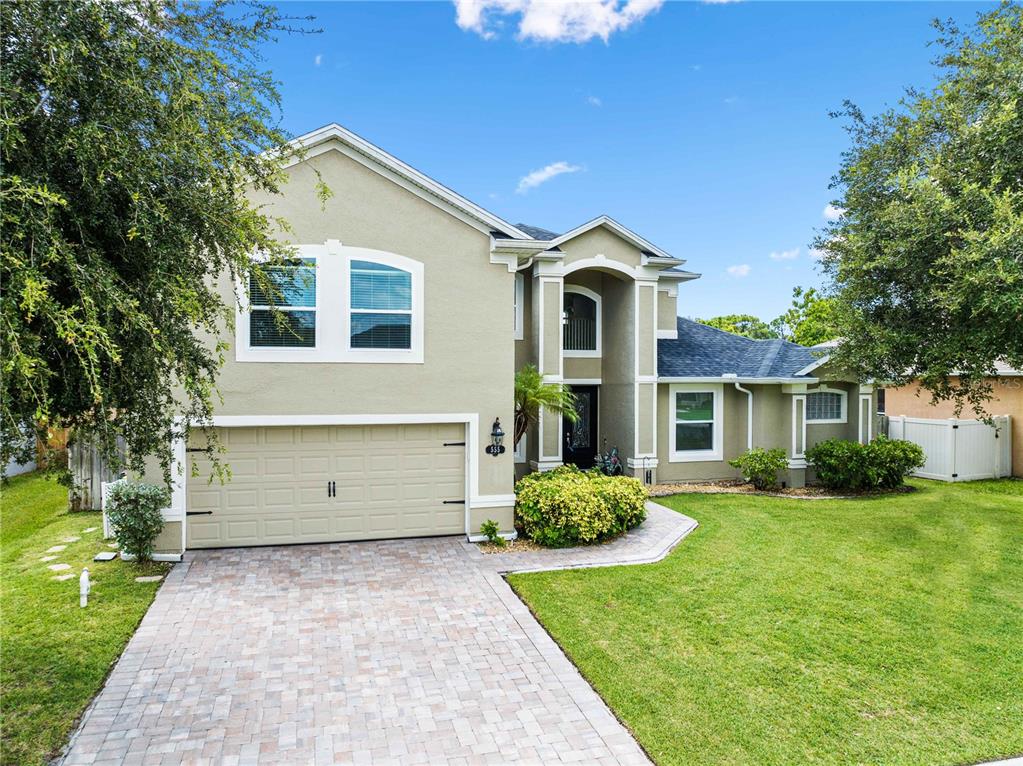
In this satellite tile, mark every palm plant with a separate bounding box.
[513,364,578,447]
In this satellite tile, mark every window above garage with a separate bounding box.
[236,241,424,363]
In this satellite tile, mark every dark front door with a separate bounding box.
[563,386,598,469]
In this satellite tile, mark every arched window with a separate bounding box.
[563,286,601,355]
[350,260,412,349]
[806,387,847,423]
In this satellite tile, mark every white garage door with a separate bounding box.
[186,423,466,548]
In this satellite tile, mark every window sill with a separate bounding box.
[668,450,724,463]
[806,418,847,425]
[236,347,423,364]
[564,350,602,358]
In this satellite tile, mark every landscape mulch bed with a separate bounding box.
[476,537,545,554]
[648,480,915,500]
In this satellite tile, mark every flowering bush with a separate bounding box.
[514,465,647,547]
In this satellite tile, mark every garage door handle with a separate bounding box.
[186,511,213,516]
[443,500,465,505]
[443,441,465,446]
[327,481,336,498]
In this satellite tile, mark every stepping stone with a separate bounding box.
[93,551,118,562]
[134,575,163,583]
[83,527,98,533]
[62,536,81,543]
[46,545,67,553]
[48,563,71,572]
[52,573,75,582]
[40,555,57,562]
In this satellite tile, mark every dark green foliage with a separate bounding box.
[807,437,925,491]
[697,314,779,340]
[515,465,647,547]
[479,519,505,546]
[729,448,788,491]
[816,5,1023,414]
[1,0,321,481]
[105,481,169,562]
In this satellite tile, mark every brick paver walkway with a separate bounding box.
[62,502,695,765]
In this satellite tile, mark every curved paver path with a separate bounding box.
[62,501,696,765]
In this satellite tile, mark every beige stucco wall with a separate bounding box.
[656,383,747,482]
[886,377,1022,477]
[140,142,521,546]
[657,289,677,333]
[560,226,644,268]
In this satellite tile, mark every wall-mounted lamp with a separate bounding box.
[485,418,506,457]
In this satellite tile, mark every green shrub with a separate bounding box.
[514,465,647,547]
[806,437,925,491]
[479,518,505,546]
[106,481,169,563]
[729,447,788,490]
[867,436,926,488]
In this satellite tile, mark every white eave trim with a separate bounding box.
[545,215,680,262]
[658,376,820,384]
[283,123,532,240]
[658,270,701,282]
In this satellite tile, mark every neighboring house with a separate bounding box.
[883,362,1022,478]
[145,123,875,556]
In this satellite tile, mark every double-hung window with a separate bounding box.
[349,260,413,350]
[668,383,723,462]
[248,258,317,348]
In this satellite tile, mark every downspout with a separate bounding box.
[516,256,535,272]
[724,375,754,450]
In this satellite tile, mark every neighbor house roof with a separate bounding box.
[658,318,823,380]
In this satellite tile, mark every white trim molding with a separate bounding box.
[667,383,724,463]
[236,241,425,364]
[562,284,602,358]
[791,394,807,459]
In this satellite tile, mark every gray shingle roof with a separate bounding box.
[658,318,822,379]
[515,223,559,241]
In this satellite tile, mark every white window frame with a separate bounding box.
[668,383,724,463]
[562,285,602,358]
[806,386,847,424]
[513,434,526,464]
[514,272,524,341]
[236,241,424,364]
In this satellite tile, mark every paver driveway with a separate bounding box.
[63,503,695,765]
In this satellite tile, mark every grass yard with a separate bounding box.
[0,472,169,766]
[510,479,1023,766]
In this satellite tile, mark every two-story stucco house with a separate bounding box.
[148,124,876,557]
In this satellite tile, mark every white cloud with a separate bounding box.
[809,247,826,260]
[454,0,663,43]
[587,95,602,107]
[314,54,323,67]
[769,247,800,261]
[516,161,583,194]
[726,264,751,278]
[823,203,845,221]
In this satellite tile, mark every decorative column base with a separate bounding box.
[530,459,563,473]
[626,457,658,486]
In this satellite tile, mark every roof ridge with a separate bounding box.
[754,340,784,377]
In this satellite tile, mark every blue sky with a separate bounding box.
[264,1,991,321]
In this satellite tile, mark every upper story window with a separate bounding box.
[806,388,847,423]
[248,259,317,348]
[563,286,601,357]
[668,383,723,462]
[350,260,412,349]
[236,241,423,364]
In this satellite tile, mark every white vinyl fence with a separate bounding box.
[887,415,1013,482]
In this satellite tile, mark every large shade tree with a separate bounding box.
[1,0,321,480]
[815,4,1023,413]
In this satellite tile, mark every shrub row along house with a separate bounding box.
[142,124,876,557]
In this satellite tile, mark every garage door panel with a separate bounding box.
[186,423,466,548]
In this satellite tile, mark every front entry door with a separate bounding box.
[563,386,598,469]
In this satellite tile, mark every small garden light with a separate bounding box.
[485,418,506,457]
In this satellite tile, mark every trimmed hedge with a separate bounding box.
[729,447,788,490]
[807,436,926,491]
[106,481,169,562]
[515,465,647,547]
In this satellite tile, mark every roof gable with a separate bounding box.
[546,215,681,263]
[285,124,531,240]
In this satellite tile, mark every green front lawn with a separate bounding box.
[510,479,1023,766]
[0,472,169,766]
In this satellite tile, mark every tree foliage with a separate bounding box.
[773,287,842,347]
[1,0,318,480]
[697,314,779,340]
[814,4,1023,414]
[513,364,578,447]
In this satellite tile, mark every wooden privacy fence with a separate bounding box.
[887,415,1013,482]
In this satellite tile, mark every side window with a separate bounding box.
[668,384,723,462]
[806,389,847,423]
[248,258,316,348]
[349,260,412,350]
